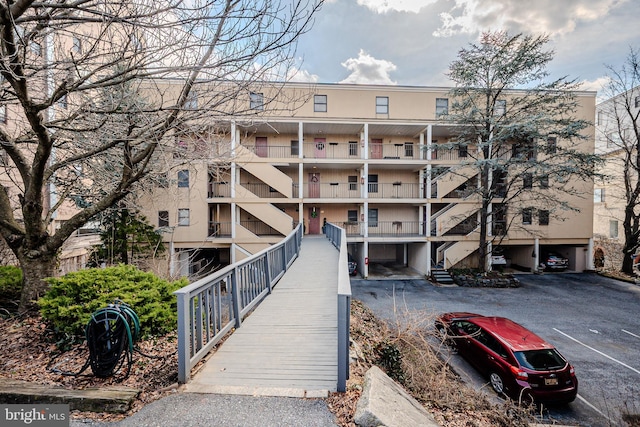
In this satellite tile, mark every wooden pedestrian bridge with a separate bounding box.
[174,224,351,398]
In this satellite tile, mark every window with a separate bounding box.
[376,96,389,114]
[58,94,67,109]
[404,142,414,157]
[184,92,198,110]
[495,99,506,116]
[177,170,189,188]
[156,172,169,188]
[368,174,378,193]
[436,98,448,116]
[0,105,6,123]
[291,140,299,156]
[522,208,533,225]
[594,188,604,203]
[539,209,549,226]
[607,131,622,148]
[250,92,264,110]
[512,142,535,160]
[539,175,549,189]
[546,136,557,154]
[72,36,82,54]
[458,144,468,158]
[348,175,358,191]
[523,173,533,189]
[349,141,358,156]
[368,208,378,227]
[636,96,640,109]
[31,42,42,56]
[348,210,358,223]
[610,220,619,238]
[314,95,327,112]
[178,209,190,226]
[158,211,169,227]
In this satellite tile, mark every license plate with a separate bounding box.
[545,378,558,386]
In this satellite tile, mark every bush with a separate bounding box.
[38,265,187,341]
[0,266,22,311]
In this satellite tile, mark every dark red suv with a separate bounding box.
[435,312,578,404]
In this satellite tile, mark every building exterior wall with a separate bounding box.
[136,82,596,278]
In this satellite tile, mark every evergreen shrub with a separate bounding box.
[39,265,187,340]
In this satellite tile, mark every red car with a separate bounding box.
[435,312,578,404]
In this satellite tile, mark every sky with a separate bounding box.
[290,0,640,97]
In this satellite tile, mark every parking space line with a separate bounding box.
[622,329,640,339]
[553,328,640,375]
[576,394,613,423]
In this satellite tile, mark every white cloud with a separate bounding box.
[356,0,436,13]
[434,0,625,37]
[339,50,397,85]
[287,67,319,83]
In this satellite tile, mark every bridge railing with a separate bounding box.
[325,222,352,392]
[174,224,303,383]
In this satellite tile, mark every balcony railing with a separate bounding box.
[336,221,426,237]
[242,142,425,160]
[208,221,287,238]
[242,144,298,158]
[301,182,420,199]
[208,182,231,198]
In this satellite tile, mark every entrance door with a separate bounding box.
[314,138,326,158]
[256,137,268,157]
[371,138,383,159]
[309,207,320,234]
[309,173,320,198]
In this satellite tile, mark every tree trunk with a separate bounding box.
[18,255,57,313]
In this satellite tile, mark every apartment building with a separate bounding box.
[138,82,596,278]
[593,87,640,270]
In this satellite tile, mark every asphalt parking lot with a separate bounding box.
[350,273,640,427]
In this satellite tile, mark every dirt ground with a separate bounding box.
[0,301,531,426]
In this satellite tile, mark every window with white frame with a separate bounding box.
[348,210,358,223]
[523,173,533,189]
[636,95,640,109]
[314,95,327,112]
[610,220,618,238]
[368,208,378,227]
[348,175,358,191]
[290,140,299,156]
[495,99,506,116]
[594,188,604,203]
[72,36,82,54]
[0,104,6,123]
[178,209,190,226]
[184,92,198,110]
[177,170,189,188]
[250,92,264,110]
[404,142,414,157]
[436,98,448,116]
[376,96,389,114]
[368,174,378,193]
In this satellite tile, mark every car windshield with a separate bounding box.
[514,349,567,371]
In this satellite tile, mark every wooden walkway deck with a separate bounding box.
[183,236,339,398]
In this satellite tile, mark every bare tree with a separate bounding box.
[444,31,601,271]
[0,0,322,311]
[598,47,640,274]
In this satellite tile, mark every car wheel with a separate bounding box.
[489,372,506,395]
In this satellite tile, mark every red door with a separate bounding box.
[314,138,326,158]
[256,137,268,157]
[309,207,320,234]
[309,173,320,198]
[371,138,382,159]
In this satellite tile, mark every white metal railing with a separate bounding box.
[325,222,351,393]
[174,224,303,383]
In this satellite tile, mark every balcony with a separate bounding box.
[208,221,232,237]
[336,221,426,237]
[367,182,420,199]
